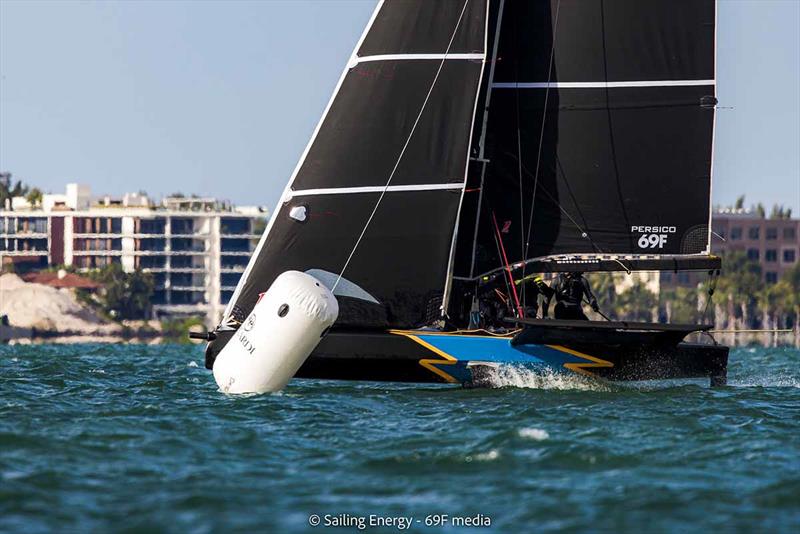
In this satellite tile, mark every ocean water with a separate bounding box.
[1,344,799,533]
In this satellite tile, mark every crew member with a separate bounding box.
[552,271,599,320]
[473,272,512,329]
[514,274,554,319]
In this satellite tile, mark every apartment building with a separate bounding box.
[660,209,799,289]
[710,209,798,283]
[0,184,267,324]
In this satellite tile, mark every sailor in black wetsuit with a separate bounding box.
[552,272,598,320]
[514,274,554,319]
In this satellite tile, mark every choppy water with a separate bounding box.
[1,344,799,533]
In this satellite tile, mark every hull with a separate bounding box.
[296,328,729,387]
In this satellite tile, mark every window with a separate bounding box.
[784,227,797,241]
[747,248,760,261]
[677,273,690,284]
[171,273,194,287]
[220,272,241,287]
[765,249,777,262]
[661,273,673,283]
[748,227,760,240]
[730,227,742,240]
[138,238,166,251]
[221,238,250,252]
[220,218,250,235]
[171,256,195,268]
[784,249,797,263]
[765,272,778,284]
[139,218,166,234]
[171,218,195,235]
[766,227,778,240]
[138,256,166,269]
[221,255,249,268]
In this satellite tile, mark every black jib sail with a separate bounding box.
[454,0,718,280]
[223,0,489,331]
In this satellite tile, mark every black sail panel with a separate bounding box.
[463,0,717,278]
[494,0,715,83]
[359,0,487,56]
[238,190,463,327]
[292,60,483,190]
[220,0,488,334]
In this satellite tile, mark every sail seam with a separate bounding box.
[353,53,484,65]
[492,80,715,88]
[288,184,463,197]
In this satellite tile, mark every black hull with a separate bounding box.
[293,328,728,387]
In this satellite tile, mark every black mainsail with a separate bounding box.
[454,0,718,281]
[213,0,719,355]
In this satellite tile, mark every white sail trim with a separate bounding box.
[492,79,715,89]
[352,53,484,66]
[288,183,463,197]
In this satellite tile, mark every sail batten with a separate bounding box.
[289,183,464,197]
[492,80,715,89]
[354,53,484,64]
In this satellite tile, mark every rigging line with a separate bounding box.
[554,155,596,250]
[492,211,524,318]
[514,156,594,249]
[490,221,514,315]
[598,0,634,250]
[512,9,526,308]
[700,270,718,322]
[332,0,471,292]
[469,0,506,279]
[522,0,562,276]
[484,192,514,314]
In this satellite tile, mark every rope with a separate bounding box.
[492,211,524,318]
[333,0,471,291]
[700,269,718,322]
[512,10,526,305]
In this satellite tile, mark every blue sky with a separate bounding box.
[1,0,798,213]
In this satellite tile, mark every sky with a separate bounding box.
[1,0,798,213]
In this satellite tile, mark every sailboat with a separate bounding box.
[203,0,728,387]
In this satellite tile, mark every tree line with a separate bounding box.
[586,252,800,342]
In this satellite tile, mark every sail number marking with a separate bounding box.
[631,226,676,249]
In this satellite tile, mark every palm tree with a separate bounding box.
[616,281,658,322]
[782,263,800,345]
[715,251,764,329]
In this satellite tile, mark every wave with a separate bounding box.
[477,365,612,391]
[518,428,550,441]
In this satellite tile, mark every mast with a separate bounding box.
[440,0,496,318]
